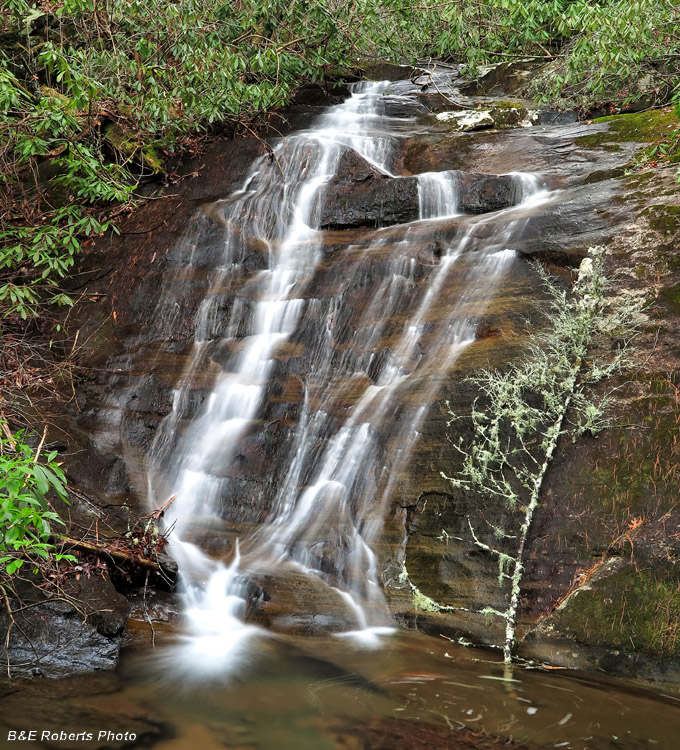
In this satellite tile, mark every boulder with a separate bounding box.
[318,151,523,229]
[457,171,521,213]
[435,110,495,132]
[318,173,420,229]
[459,59,546,97]
[1,575,129,678]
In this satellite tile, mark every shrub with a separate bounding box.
[0,422,74,575]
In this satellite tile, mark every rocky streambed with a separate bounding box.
[4,60,680,747]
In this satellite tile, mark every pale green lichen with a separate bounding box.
[441,246,642,663]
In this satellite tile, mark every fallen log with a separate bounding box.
[52,534,177,582]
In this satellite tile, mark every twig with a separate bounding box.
[142,571,156,648]
[32,425,48,465]
[140,494,176,522]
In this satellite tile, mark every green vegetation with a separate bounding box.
[1,1,677,320]
[440,248,640,662]
[577,107,680,173]
[362,0,678,106]
[0,422,74,576]
[0,0,354,319]
[554,564,680,660]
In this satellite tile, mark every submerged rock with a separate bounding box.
[330,717,534,750]
[0,672,170,748]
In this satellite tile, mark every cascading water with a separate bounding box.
[140,82,553,676]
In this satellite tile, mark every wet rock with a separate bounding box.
[457,172,520,213]
[403,122,640,184]
[317,147,419,229]
[516,178,633,258]
[123,589,182,647]
[432,102,540,132]
[291,82,352,106]
[535,109,580,126]
[125,374,173,416]
[1,576,129,679]
[318,173,419,229]
[103,455,128,495]
[520,558,680,680]
[319,165,522,229]
[489,102,539,128]
[333,148,385,183]
[123,414,161,454]
[66,450,130,497]
[379,95,429,118]
[459,59,545,97]
[42,66,680,685]
[360,60,423,82]
[249,567,380,635]
[398,489,513,649]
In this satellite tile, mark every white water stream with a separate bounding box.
[141,82,552,677]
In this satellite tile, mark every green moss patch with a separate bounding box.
[554,564,680,660]
[492,100,524,110]
[103,123,164,174]
[661,283,680,314]
[641,204,680,235]
[592,107,679,140]
[575,130,624,150]
[578,108,680,169]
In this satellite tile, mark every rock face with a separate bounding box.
[317,150,524,228]
[456,171,521,213]
[1,576,129,678]
[35,65,680,684]
[318,170,419,229]
[435,110,495,131]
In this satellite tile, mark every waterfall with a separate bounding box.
[139,82,552,677]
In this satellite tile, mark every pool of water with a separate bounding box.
[2,630,679,749]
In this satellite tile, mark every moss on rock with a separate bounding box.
[641,204,680,235]
[103,122,164,174]
[592,107,679,139]
[552,562,680,660]
[577,107,680,167]
[661,283,680,314]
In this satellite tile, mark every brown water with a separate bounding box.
[2,632,679,750]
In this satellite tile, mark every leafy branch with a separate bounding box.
[0,420,75,576]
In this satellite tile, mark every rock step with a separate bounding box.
[316,149,524,229]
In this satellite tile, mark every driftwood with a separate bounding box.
[52,494,178,580]
[53,535,173,576]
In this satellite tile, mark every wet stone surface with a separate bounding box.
[29,63,680,688]
[0,576,129,679]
